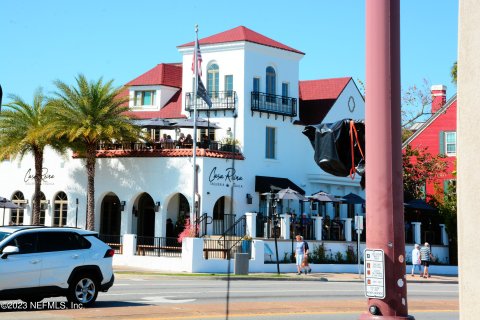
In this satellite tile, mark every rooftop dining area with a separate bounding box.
[83,117,243,158]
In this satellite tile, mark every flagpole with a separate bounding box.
[191,24,199,226]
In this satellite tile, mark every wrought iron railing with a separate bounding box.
[136,236,182,257]
[185,91,237,111]
[202,238,242,260]
[96,141,240,153]
[322,218,344,241]
[212,214,236,235]
[195,213,212,238]
[290,221,316,240]
[251,91,297,117]
[98,234,123,254]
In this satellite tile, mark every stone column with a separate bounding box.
[122,234,137,256]
[245,212,257,238]
[344,218,352,242]
[154,206,166,238]
[439,223,448,246]
[411,222,422,245]
[282,215,290,240]
[313,216,323,241]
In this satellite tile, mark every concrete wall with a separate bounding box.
[458,0,480,318]
[112,237,456,275]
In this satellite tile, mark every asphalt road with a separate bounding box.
[1,275,459,320]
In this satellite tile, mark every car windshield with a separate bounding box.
[0,231,12,242]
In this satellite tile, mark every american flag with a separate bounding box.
[191,41,202,77]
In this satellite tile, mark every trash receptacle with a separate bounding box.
[234,253,249,275]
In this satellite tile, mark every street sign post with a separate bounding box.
[364,249,385,299]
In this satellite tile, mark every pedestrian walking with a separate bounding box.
[420,242,434,278]
[411,244,421,276]
[294,235,311,275]
[294,235,305,275]
[302,239,312,274]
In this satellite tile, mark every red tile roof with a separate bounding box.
[298,77,352,125]
[178,26,304,55]
[127,63,182,88]
[73,148,244,160]
[123,90,185,119]
[299,77,351,101]
[121,63,185,119]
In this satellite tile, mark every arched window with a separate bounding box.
[207,64,219,98]
[266,66,276,96]
[39,192,47,225]
[11,191,25,225]
[53,192,68,227]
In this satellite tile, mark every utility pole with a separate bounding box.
[360,1,413,319]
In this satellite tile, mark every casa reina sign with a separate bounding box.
[208,167,243,188]
[24,168,55,185]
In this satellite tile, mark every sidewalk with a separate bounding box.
[114,266,458,284]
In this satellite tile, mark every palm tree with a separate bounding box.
[49,74,141,230]
[0,89,64,225]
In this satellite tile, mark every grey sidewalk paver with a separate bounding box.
[113,266,458,284]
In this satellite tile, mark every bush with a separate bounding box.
[311,243,334,263]
[345,245,357,264]
[335,251,344,263]
[177,220,198,243]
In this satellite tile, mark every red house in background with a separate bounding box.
[403,85,457,199]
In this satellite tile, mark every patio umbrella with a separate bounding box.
[340,193,366,204]
[0,197,21,226]
[276,188,307,201]
[404,199,436,211]
[168,118,221,129]
[132,118,172,129]
[309,191,338,202]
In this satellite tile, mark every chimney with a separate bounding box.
[431,85,447,113]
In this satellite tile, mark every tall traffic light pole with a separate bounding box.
[360,1,413,319]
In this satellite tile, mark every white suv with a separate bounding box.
[0,226,114,307]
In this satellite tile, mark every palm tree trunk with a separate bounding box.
[86,144,97,230]
[32,147,43,225]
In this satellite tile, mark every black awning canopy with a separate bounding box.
[255,176,305,195]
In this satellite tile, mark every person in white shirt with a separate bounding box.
[411,244,421,276]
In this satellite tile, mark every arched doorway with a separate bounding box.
[135,193,155,238]
[100,193,121,236]
[166,193,190,238]
[212,196,233,235]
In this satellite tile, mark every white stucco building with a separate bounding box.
[1,26,370,256]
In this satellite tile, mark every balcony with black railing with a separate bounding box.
[251,91,297,117]
[185,91,237,112]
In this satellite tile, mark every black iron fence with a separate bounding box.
[203,238,243,260]
[97,141,240,153]
[185,91,237,111]
[195,213,212,238]
[98,234,123,254]
[322,218,345,241]
[136,236,182,257]
[212,214,236,235]
[251,91,297,117]
[291,220,316,240]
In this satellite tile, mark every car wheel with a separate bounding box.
[67,274,99,308]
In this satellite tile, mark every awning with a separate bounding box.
[255,176,305,195]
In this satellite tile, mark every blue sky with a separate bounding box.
[0,0,458,103]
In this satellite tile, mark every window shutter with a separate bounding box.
[443,180,449,195]
[439,131,445,154]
